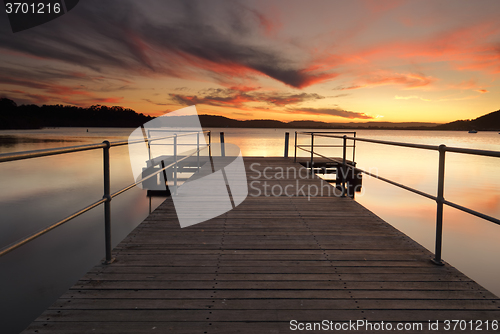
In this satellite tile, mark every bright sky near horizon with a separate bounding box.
[0,0,499,123]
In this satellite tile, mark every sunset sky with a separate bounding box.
[1,0,499,123]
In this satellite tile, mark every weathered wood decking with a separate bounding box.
[23,157,500,333]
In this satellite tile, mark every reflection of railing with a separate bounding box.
[293,131,500,265]
[0,130,211,263]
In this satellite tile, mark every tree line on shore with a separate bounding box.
[0,98,153,129]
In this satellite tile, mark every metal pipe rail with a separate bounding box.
[294,131,357,175]
[0,130,210,163]
[0,130,211,260]
[295,131,500,265]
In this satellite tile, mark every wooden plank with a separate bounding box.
[30,309,500,322]
[59,289,498,300]
[69,280,484,290]
[48,298,499,310]
[80,273,471,282]
[23,321,487,334]
[87,265,461,275]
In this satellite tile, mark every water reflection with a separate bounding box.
[0,135,79,148]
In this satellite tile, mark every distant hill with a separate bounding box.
[197,115,439,129]
[435,109,500,131]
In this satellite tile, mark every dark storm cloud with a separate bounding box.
[287,107,373,119]
[0,0,332,88]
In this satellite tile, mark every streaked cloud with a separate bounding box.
[286,107,373,119]
[394,95,479,102]
[170,87,326,109]
[334,71,436,91]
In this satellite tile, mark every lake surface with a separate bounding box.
[1,127,499,333]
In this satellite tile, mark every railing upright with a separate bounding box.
[352,132,356,164]
[432,145,446,265]
[284,132,289,158]
[341,135,347,197]
[102,140,114,264]
[310,133,314,174]
[220,132,225,157]
[208,132,212,156]
[173,134,178,195]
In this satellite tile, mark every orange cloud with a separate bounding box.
[394,94,479,102]
[445,80,490,94]
[295,67,340,88]
[228,85,261,92]
[337,71,436,90]
[286,106,373,119]
[367,21,500,74]
[314,20,500,93]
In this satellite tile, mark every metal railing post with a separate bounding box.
[102,141,114,264]
[220,132,225,157]
[342,135,347,197]
[146,129,152,162]
[208,131,212,156]
[294,131,298,163]
[284,132,289,158]
[310,133,314,175]
[432,144,446,265]
[173,134,178,195]
[352,132,357,165]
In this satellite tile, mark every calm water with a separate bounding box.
[1,127,499,333]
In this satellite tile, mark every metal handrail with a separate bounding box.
[296,144,355,148]
[295,131,500,265]
[0,130,210,163]
[294,131,357,173]
[297,131,357,134]
[0,130,211,259]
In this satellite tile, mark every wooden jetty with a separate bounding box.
[22,157,500,333]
